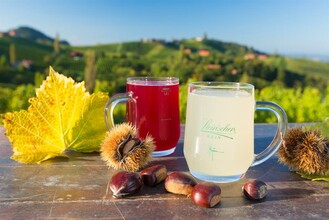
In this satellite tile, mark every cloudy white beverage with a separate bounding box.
[183,82,288,183]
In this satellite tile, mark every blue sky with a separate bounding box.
[1,0,329,57]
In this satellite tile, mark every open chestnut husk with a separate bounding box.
[164,172,197,195]
[140,164,167,186]
[109,171,143,198]
[100,123,155,172]
[243,179,267,200]
[191,182,221,208]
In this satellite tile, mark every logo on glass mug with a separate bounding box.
[200,119,236,140]
[207,144,224,161]
[161,87,171,96]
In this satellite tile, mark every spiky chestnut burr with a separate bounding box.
[100,123,155,172]
[277,127,329,176]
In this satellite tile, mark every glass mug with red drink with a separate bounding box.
[105,77,180,157]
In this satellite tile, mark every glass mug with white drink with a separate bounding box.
[184,82,288,183]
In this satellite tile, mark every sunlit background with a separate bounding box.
[1,0,328,58]
[0,0,329,123]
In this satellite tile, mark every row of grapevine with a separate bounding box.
[179,83,329,124]
[1,83,328,124]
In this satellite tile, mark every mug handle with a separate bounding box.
[251,101,288,167]
[104,91,137,131]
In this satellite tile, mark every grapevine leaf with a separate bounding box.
[2,67,108,164]
[69,92,109,152]
[297,172,329,182]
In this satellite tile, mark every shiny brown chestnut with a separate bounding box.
[191,182,221,208]
[164,172,197,195]
[140,164,167,186]
[109,171,143,198]
[243,179,267,200]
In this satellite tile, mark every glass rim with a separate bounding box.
[127,77,179,83]
[189,81,254,89]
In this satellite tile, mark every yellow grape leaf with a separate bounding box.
[2,67,109,164]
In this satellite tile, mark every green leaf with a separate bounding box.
[297,172,329,182]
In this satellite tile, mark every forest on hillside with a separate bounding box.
[1,32,329,123]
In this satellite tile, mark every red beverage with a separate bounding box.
[126,78,180,156]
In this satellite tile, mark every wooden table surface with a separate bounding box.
[0,124,328,219]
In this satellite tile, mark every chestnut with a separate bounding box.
[109,171,143,198]
[243,179,267,200]
[140,164,167,186]
[191,182,221,208]
[164,172,197,195]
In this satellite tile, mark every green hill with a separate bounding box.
[285,57,329,80]
[73,38,260,59]
[1,29,329,124]
[3,26,69,45]
[265,56,329,80]
[0,26,328,90]
[0,36,53,65]
[74,41,161,56]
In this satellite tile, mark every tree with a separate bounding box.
[179,44,185,60]
[240,72,250,83]
[203,32,208,40]
[54,32,60,54]
[34,72,44,87]
[9,44,16,65]
[0,55,7,67]
[84,50,97,93]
